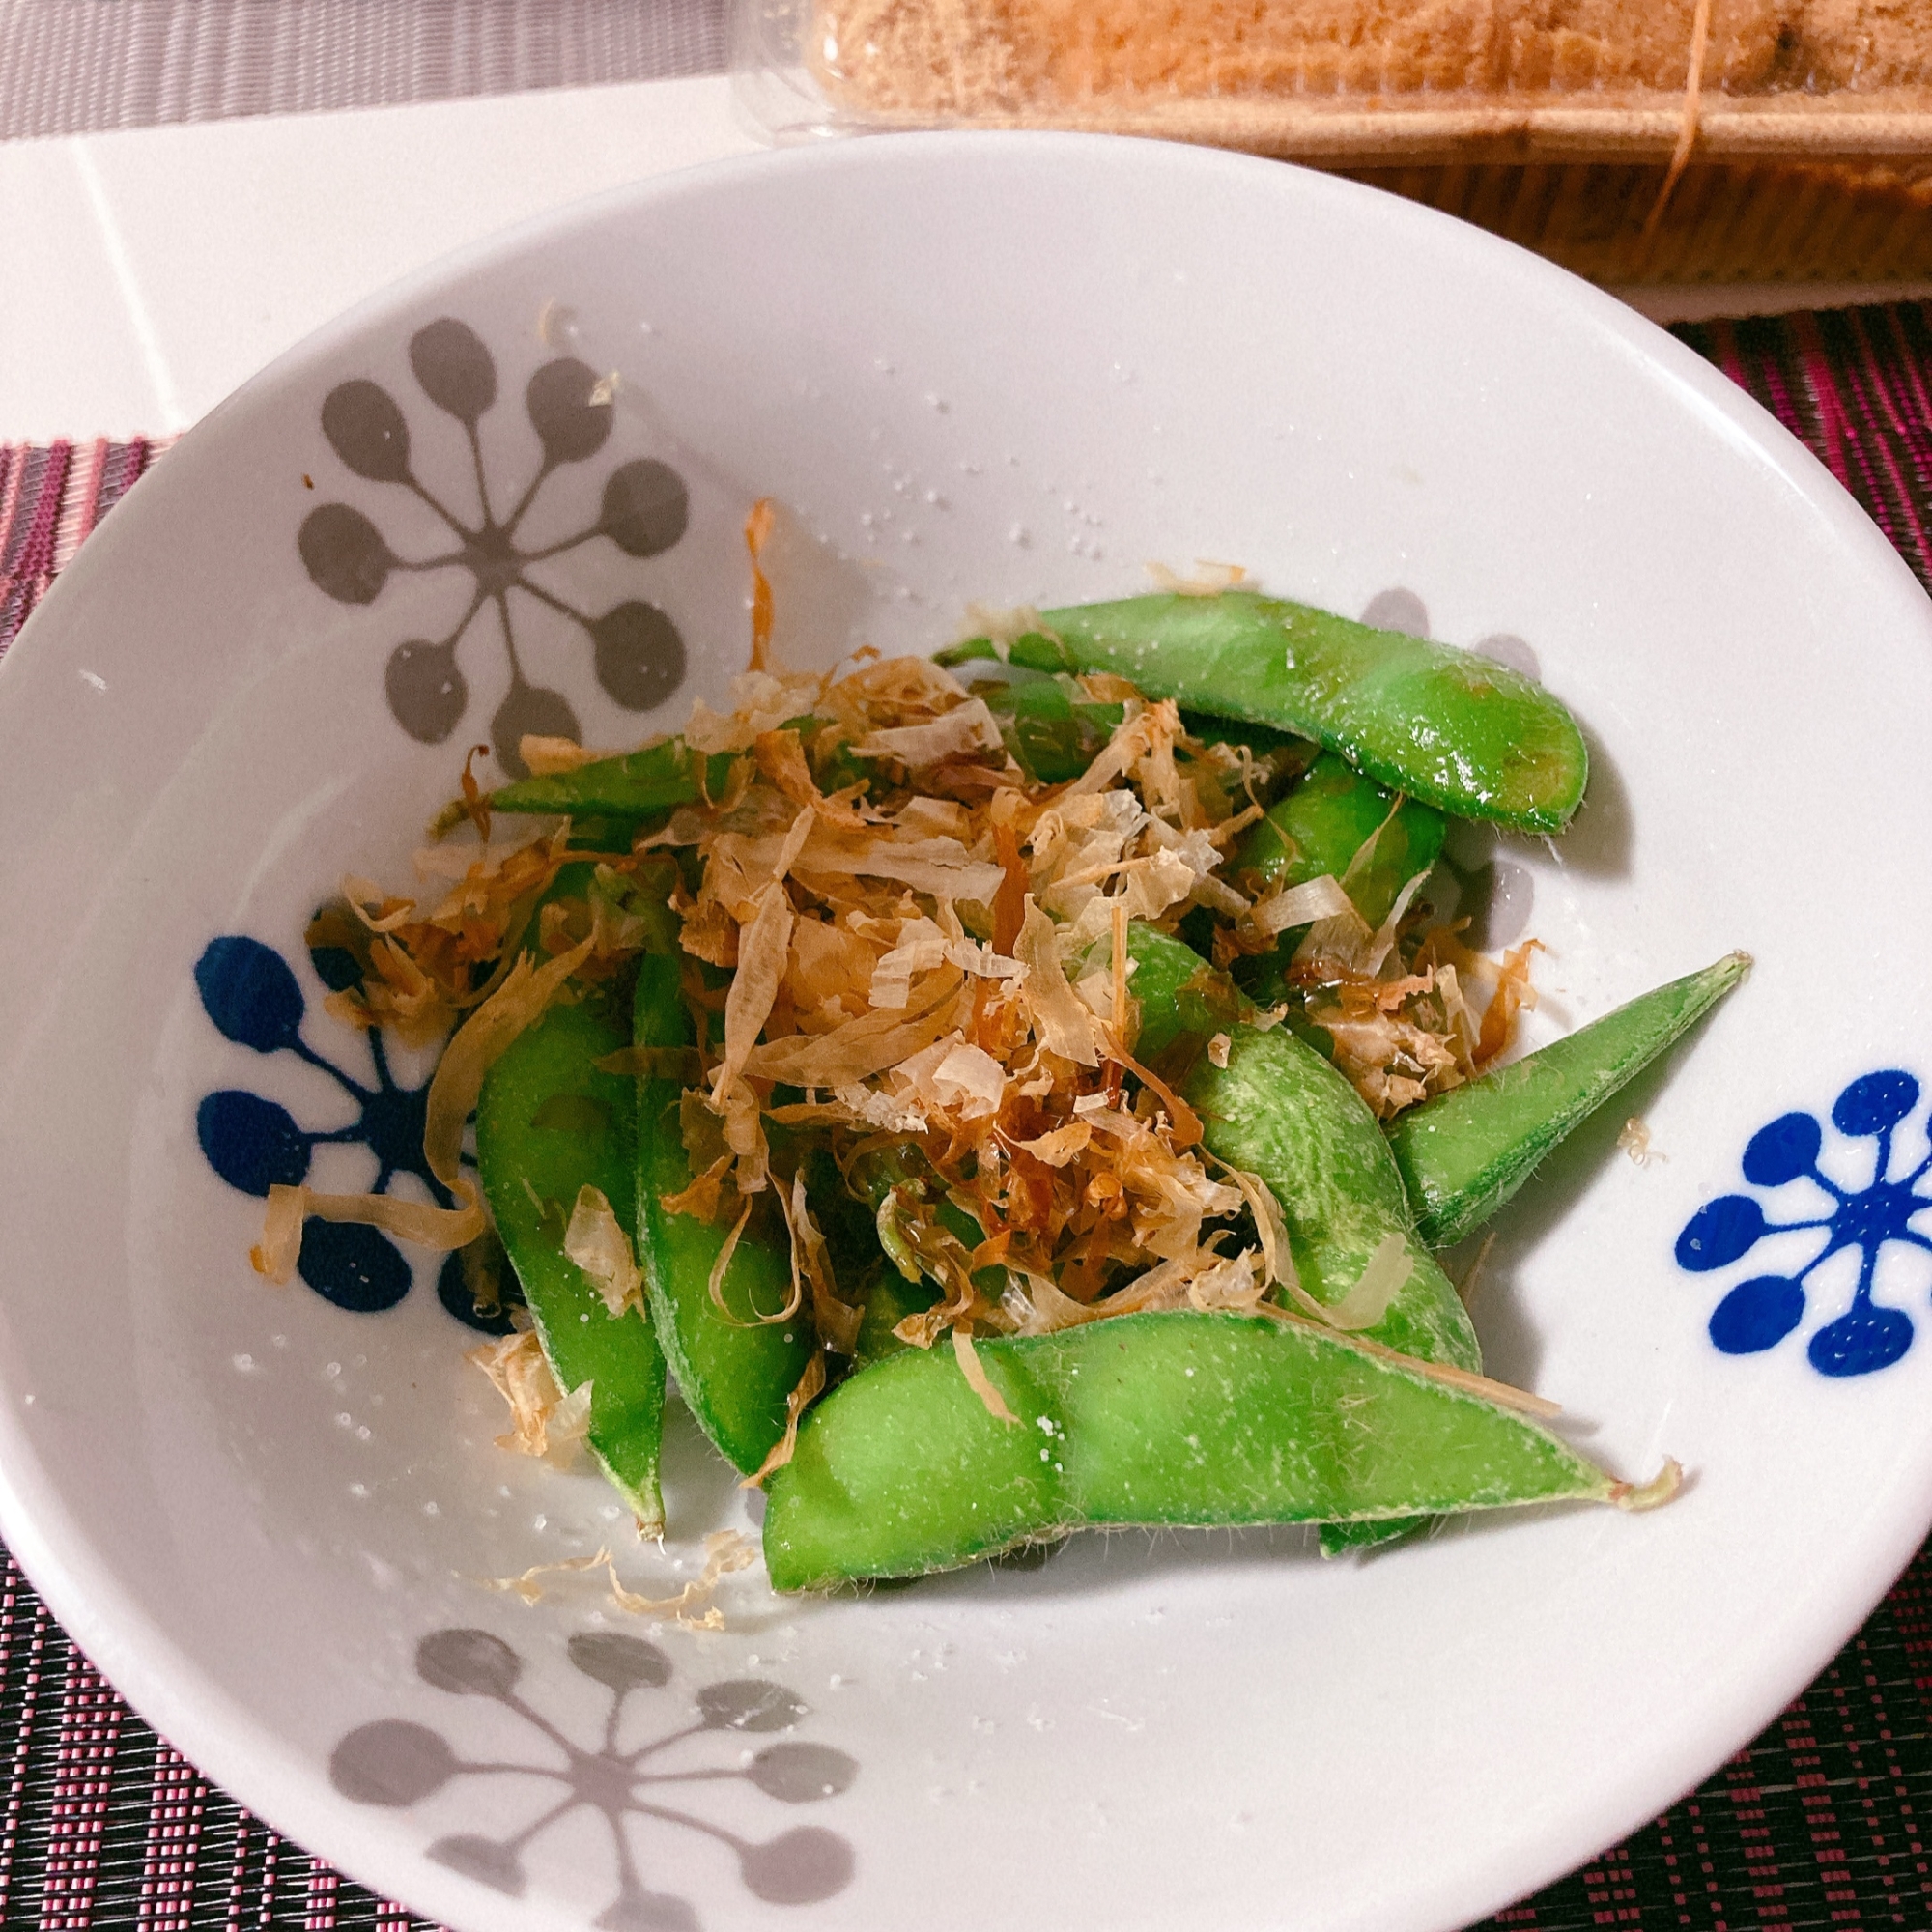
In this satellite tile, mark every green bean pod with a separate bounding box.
[1223,750,1446,1013]
[490,737,735,819]
[1175,710,1316,776]
[1100,922,1256,1060]
[841,1142,995,1368]
[1231,750,1446,928]
[1036,591,1589,834]
[851,1268,942,1368]
[1189,1018,1482,1557]
[1088,925,1467,1384]
[633,955,816,1475]
[949,653,1123,785]
[476,1000,667,1532]
[1388,952,1751,1249]
[1187,1025,1480,1373]
[763,1310,1630,1589]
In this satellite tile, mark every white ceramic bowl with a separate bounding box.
[3,133,1931,1932]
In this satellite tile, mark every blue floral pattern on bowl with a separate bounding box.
[193,931,512,1331]
[1677,1069,1932,1376]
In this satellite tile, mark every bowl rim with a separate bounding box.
[3,127,1928,1932]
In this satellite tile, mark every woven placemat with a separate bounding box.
[0,0,727,143]
[4,306,1932,1929]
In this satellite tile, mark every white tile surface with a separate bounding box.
[0,75,761,440]
[0,135,172,434]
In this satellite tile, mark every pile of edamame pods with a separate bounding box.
[327,583,1743,1590]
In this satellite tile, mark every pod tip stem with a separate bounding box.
[1610,1456,1684,1512]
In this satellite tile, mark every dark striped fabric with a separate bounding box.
[1678,306,1932,605]
[1,1548,418,1927]
[0,440,161,655]
[4,302,1932,1928]
[0,0,728,143]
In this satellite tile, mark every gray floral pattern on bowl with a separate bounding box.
[298,317,691,776]
[331,1626,856,1928]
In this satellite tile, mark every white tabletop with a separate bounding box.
[5,72,1928,445]
[0,75,761,442]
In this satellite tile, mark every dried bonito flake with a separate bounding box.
[249,1181,481,1280]
[285,611,1549,1491]
[1619,1116,1665,1166]
[1014,898,1099,1066]
[546,661,1492,1279]
[1251,872,1354,937]
[952,1326,1018,1425]
[1284,910,1540,1122]
[1145,559,1249,597]
[484,1529,757,1631]
[603,1529,759,1628]
[851,696,1005,765]
[467,1328,592,1464]
[521,734,606,775]
[743,1350,830,1485]
[563,1186,646,1318]
[1321,1233,1413,1331]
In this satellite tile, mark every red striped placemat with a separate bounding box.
[4,305,1932,1929]
[0,440,162,654]
[1682,304,1932,601]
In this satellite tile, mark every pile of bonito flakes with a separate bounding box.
[268,555,1539,1457]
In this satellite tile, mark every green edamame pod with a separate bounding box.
[633,954,815,1475]
[1083,922,1255,1060]
[477,999,667,1533]
[843,1142,996,1366]
[1388,952,1751,1249]
[1187,1025,1480,1373]
[851,1269,941,1368]
[1097,920,1468,1584]
[1231,751,1446,928]
[1192,1019,1480,1555]
[935,640,1311,801]
[947,651,1123,785]
[1036,591,1588,834]
[1176,709,1315,776]
[491,737,735,819]
[763,1311,1634,1589]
